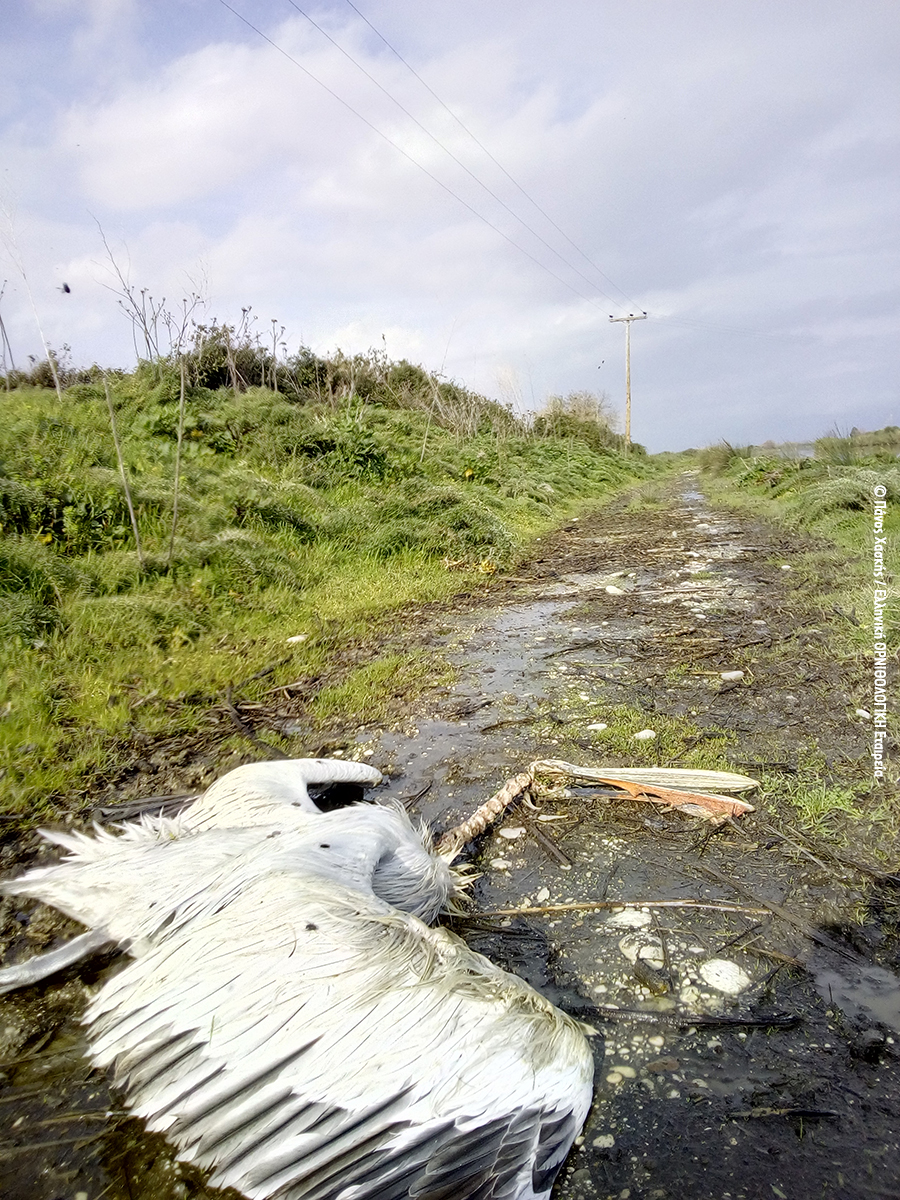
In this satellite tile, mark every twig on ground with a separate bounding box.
[523,819,572,866]
[233,658,292,693]
[400,782,433,810]
[731,1106,840,1120]
[0,1132,107,1157]
[477,900,770,918]
[592,1007,801,1029]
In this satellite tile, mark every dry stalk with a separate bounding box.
[103,374,144,567]
[167,357,186,568]
[475,900,771,918]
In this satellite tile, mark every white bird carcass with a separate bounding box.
[0,758,594,1200]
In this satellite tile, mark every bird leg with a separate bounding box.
[436,771,534,858]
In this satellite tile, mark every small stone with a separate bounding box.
[699,958,751,995]
[720,670,744,681]
[606,585,626,595]
[606,908,651,928]
[490,858,511,870]
[499,827,525,839]
[593,1133,615,1149]
[633,729,656,741]
[587,722,608,731]
[536,887,551,902]
[286,633,309,644]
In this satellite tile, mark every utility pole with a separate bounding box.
[609,312,647,449]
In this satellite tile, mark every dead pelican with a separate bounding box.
[0,758,594,1200]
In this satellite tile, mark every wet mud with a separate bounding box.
[1,473,898,1200]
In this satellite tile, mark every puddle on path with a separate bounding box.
[812,955,900,1032]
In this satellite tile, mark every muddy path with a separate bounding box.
[1,472,898,1200]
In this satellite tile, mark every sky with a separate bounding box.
[1,0,898,452]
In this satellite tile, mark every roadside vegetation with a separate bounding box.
[697,432,897,848]
[0,327,651,818]
[697,432,897,647]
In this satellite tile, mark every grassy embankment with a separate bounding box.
[0,339,653,819]
[698,435,898,848]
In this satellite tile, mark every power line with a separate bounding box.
[341,0,644,312]
[218,0,610,311]
[284,0,631,310]
[653,314,799,339]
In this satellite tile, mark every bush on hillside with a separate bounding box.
[534,391,624,453]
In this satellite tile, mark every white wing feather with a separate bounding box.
[0,758,594,1197]
[85,870,593,1200]
[4,805,456,935]
[184,759,384,831]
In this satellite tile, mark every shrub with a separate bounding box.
[175,529,305,592]
[0,592,61,643]
[697,442,754,473]
[534,391,624,452]
[368,482,514,562]
[791,466,900,521]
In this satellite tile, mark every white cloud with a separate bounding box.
[0,1,897,448]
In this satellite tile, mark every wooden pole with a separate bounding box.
[609,312,647,449]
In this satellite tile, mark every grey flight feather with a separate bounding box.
[84,867,592,1200]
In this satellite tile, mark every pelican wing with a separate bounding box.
[185,759,384,831]
[3,824,267,940]
[86,872,593,1200]
[5,805,455,944]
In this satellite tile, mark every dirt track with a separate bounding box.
[1,472,898,1200]
[369,471,900,1200]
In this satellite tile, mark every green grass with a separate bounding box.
[310,652,453,725]
[698,456,898,654]
[694,448,898,852]
[534,697,738,773]
[779,777,863,835]
[0,363,657,816]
